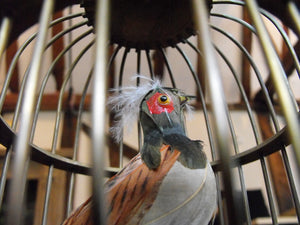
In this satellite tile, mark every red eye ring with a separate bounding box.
[147,92,174,114]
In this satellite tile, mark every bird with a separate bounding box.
[63,76,217,225]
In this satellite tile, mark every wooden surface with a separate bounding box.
[257,113,295,215]
[0,155,68,225]
[241,8,252,101]
[51,10,65,91]
[5,40,19,93]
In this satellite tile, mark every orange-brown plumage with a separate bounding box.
[63,145,180,225]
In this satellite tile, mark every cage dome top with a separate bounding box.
[81,0,212,50]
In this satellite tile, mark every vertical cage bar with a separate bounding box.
[91,0,110,224]
[287,1,300,37]
[175,44,226,223]
[6,1,54,224]
[213,18,278,225]
[281,148,300,221]
[215,46,253,225]
[260,156,279,224]
[158,47,177,88]
[117,47,130,168]
[146,50,154,79]
[245,0,300,168]
[42,40,95,225]
[136,50,143,151]
[0,17,11,60]
[192,0,242,224]
[118,48,129,87]
[67,68,93,216]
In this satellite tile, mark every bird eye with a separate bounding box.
[158,94,171,105]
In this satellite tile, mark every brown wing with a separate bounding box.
[63,145,180,225]
[62,196,93,225]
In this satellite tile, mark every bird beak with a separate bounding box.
[179,95,196,106]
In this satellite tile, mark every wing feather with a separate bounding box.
[62,145,180,225]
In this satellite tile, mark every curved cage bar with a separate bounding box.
[0,0,299,224]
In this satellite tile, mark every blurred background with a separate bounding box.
[0,1,299,224]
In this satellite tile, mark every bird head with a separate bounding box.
[108,76,206,170]
[139,87,192,134]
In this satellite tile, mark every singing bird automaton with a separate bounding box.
[63,77,217,225]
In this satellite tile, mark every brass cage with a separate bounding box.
[0,0,299,224]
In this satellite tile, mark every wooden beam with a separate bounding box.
[242,24,298,216]
[152,49,165,79]
[51,11,65,91]
[254,40,300,104]
[5,40,19,93]
[241,7,252,100]
[256,113,295,215]
[107,45,122,167]
[1,93,91,113]
[60,106,77,148]
[197,37,205,100]
[281,26,290,61]
[50,10,77,149]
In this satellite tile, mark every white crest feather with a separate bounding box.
[108,76,163,142]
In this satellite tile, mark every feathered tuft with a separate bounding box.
[107,76,163,142]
